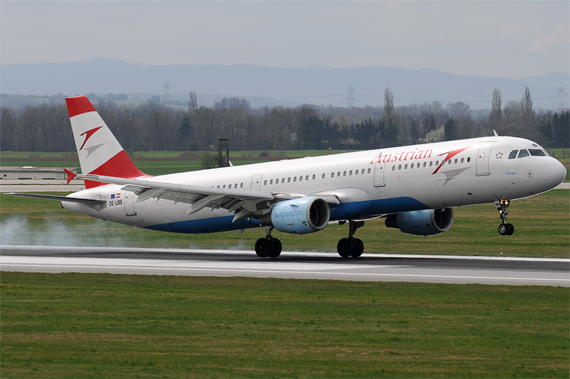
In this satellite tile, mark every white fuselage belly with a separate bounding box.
[63,136,561,234]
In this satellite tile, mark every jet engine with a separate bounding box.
[261,197,330,234]
[385,208,454,236]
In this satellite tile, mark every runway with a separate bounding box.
[1,245,568,287]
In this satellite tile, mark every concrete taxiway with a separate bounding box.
[1,245,568,287]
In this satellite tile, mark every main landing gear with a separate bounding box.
[337,220,365,258]
[495,199,515,236]
[255,226,282,258]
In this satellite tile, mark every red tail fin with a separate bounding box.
[66,96,146,189]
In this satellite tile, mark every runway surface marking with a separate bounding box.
[2,248,568,287]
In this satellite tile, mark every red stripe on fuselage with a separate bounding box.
[66,96,96,118]
[85,150,147,189]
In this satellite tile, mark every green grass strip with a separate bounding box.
[1,272,568,378]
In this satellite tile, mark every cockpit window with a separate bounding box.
[508,150,518,159]
[529,149,546,157]
[517,149,529,158]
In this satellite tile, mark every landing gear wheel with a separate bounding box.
[495,199,515,236]
[350,238,364,258]
[269,238,282,258]
[337,220,366,258]
[498,224,507,236]
[255,238,271,257]
[337,238,351,258]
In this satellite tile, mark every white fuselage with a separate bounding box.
[63,136,565,234]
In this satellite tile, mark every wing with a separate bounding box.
[75,174,340,223]
[6,192,106,205]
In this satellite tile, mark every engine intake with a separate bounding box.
[385,208,454,236]
[262,197,330,234]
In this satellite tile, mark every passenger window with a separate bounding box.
[229,184,232,189]
[322,173,325,179]
[282,178,285,183]
[367,168,371,173]
[331,172,334,178]
[263,180,267,185]
[454,158,458,164]
[276,179,279,184]
[349,170,352,175]
[460,158,464,164]
[240,183,243,188]
[448,160,452,165]
[518,149,530,158]
[343,171,347,176]
[355,169,358,175]
[234,183,237,188]
[398,164,402,170]
[337,172,341,177]
[435,160,439,166]
[270,180,273,185]
[362,169,365,174]
[404,164,408,169]
[288,177,291,183]
[508,150,518,159]
[299,176,302,182]
[223,185,226,188]
[529,149,546,157]
[294,177,297,182]
[306,175,309,180]
[312,174,316,180]
[411,163,414,169]
[392,165,396,171]
[423,162,427,168]
[429,161,433,167]
[467,157,471,162]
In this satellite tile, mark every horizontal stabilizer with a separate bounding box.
[6,193,106,204]
[63,168,77,184]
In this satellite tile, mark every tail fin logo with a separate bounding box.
[79,126,104,150]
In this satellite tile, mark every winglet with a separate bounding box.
[63,168,77,184]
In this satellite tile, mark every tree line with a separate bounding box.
[1,88,568,153]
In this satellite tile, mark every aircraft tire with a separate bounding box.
[255,238,271,257]
[337,238,351,258]
[269,238,282,258]
[498,224,507,236]
[506,223,515,236]
[350,238,364,258]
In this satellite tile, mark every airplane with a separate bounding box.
[9,96,567,258]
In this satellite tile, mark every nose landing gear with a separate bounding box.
[337,220,365,258]
[495,199,515,236]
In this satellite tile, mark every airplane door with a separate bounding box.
[124,192,137,216]
[250,173,263,191]
[476,144,494,176]
[373,161,386,187]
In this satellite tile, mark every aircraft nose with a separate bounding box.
[543,159,567,187]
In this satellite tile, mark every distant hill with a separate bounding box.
[1,58,568,110]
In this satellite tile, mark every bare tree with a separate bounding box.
[520,87,535,138]
[490,88,502,127]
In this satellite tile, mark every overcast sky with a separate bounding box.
[1,1,568,79]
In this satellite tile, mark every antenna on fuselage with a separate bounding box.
[493,130,499,137]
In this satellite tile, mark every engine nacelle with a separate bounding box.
[265,197,330,234]
[385,208,454,236]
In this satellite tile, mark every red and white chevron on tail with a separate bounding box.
[66,96,145,189]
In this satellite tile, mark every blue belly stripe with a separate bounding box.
[146,197,429,234]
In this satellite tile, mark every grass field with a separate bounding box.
[1,273,568,378]
[1,190,568,258]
